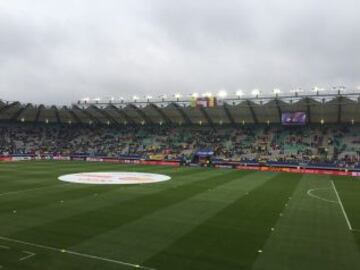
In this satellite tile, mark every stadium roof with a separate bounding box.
[1,93,360,126]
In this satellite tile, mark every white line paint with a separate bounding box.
[306,188,338,203]
[0,236,155,270]
[19,251,36,261]
[331,180,353,231]
[0,244,10,249]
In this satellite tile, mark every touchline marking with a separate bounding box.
[331,180,353,231]
[306,188,338,203]
[19,251,36,261]
[0,236,155,270]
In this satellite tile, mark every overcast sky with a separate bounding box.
[0,0,359,105]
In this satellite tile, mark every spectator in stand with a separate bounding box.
[1,123,360,168]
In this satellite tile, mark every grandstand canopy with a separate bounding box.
[1,93,359,126]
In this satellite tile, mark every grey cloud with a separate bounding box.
[0,0,359,105]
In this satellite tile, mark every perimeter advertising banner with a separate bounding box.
[235,165,360,177]
[0,156,12,161]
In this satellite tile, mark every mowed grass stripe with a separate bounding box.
[0,167,222,235]
[0,164,206,213]
[0,162,185,190]
[0,165,229,270]
[252,174,360,270]
[0,163,202,197]
[0,161,180,185]
[8,169,254,247]
[145,173,302,270]
[72,172,279,263]
[0,165,218,210]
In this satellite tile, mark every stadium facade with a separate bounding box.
[1,91,360,126]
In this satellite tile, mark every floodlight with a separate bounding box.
[235,90,244,97]
[313,86,324,92]
[273,88,281,95]
[217,90,227,98]
[251,89,260,96]
[202,92,212,97]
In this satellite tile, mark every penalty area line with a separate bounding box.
[19,251,36,261]
[306,188,338,203]
[0,236,156,270]
[330,180,353,231]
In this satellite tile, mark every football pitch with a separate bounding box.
[0,161,359,270]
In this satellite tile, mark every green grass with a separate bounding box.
[333,176,360,250]
[0,161,359,270]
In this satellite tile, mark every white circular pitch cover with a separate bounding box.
[58,172,171,185]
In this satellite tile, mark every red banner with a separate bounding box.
[236,165,359,177]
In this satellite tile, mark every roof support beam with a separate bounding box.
[109,104,136,125]
[51,106,62,124]
[337,96,342,124]
[11,103,31,121]
[172,103,193,125]
[275,99,282,123]
[66,107,82,125]
[305,98,311,124]
[73,105,102,125]
[34,105,44,124]
[90,105,121,127]
[149,103,172,125]
[199,107,214,127]
[128,104,154,125]
[246,100,258,124]
[223,103,236,126]
[0,102,20,115]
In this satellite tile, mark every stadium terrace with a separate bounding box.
[1,91,360,174]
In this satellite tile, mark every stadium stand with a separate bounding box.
[0,124,359,165]
[1,93,360,170]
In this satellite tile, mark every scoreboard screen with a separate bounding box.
[281,112,306,125]
[191,97,217,108]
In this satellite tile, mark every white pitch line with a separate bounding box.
[0,236,155,270]
[0,244,10,249]
[331,180,353,231]
[306,188,338,203]
[19,251,36,261]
